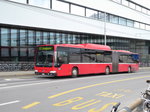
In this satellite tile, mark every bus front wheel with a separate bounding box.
[71,68,78,78]
[105,67,110,75]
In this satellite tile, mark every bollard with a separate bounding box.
[118,98,144,112]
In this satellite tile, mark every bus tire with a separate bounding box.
[105,67,110,75]
[71,68,78,78]
[128,66,132,73]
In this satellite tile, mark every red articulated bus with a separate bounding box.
[34,44,139,77]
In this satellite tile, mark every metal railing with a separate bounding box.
[0,62,34,72]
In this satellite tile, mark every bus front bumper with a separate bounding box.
[35,71,57,77]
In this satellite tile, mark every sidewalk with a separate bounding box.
[0,71,34,77]
[0,67,150,77]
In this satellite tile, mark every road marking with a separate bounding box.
[48,75,150,99]
[0,71,149,90]
[22,102,40,109]
[0,84,7,86]
[0,100,20,106]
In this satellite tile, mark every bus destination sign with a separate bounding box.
[38,46,54,51]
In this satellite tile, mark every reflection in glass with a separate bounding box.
[28,30,35,46]
[127,20,134,27]
[29,0,50,8]
[119,17,127,26]
[11,29,18,46]
[28,48,34,56]
[86,9,98,19]
[52,0,69,13]
[1,48,9,57]
[1,28,9,47]
[20,48,27,56]
[43,32,49,45]
[50,33,55,45]
[11,0,26,3]
[71,5,84,16]
[20,30,27,46]
[36,31,42,45]
[134,22,140,28]
[11,48,18,56]
[110,15,119,24]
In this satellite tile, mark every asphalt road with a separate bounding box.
[0,70,149,112]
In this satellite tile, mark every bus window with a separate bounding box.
[104,51,112,63]
[56,47,68,66]
[96,51,104,63]
[131,54,139,63]
[69,48,81,63]
[81,49,91,63]
[89,50,97,63]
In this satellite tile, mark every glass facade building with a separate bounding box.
[0,26,150,64]
[0,0,150,67]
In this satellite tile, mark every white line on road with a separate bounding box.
[0,84,7,86]
[0,71,149,90]
[0,100,20,106]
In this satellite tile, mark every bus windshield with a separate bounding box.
[36,46,54,67]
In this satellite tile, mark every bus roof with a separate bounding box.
[112,50,136,54]
[39,44,111,51]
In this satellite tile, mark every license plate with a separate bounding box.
[42,73,45,75]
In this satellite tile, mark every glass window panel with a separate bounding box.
[20,29,27,46]
[28,30,35,46]
[43,32,49,44]
[86,9,98,19]
[119,17,127,25]
[29,0,50,8]
[122,0,129,6]
[136,5,142,12]
[71,5,85,16]
[1,28,10,46]
[36,31,42,45]
[140,23,146,29]
[112,0,121,3]
[52,0,69,13]
[134,22,140,28]
[98,12,105,21]
[110,15,119,24]
[56,33,61,44]
[1,48,9,57]
[142,8,147,14]
[11,48,18,56]
[28,48,34,56]
[50,32,55,44]
[146,25,150,30]
[106,14,110,22]
[127,20,134,27]
[129,2,135,9]
[72,35,76,44]
[11,29,18,46]
[61,34,66,44]
[68,34,72,44]
[11,0,26,3]
[20,48,27,56]
[148,10,150,15]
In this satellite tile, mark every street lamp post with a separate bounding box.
[104,12,107,45]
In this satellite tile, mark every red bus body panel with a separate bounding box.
[34,44,139,77]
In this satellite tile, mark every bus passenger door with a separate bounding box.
[112,51,119,73]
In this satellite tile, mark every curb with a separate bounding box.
[0,71,34,77]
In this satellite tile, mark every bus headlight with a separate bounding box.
[35,70,38,72]
[50,71,56,73]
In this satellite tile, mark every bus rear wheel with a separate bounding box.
[105,67,110,75]
[71,68,78,78]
